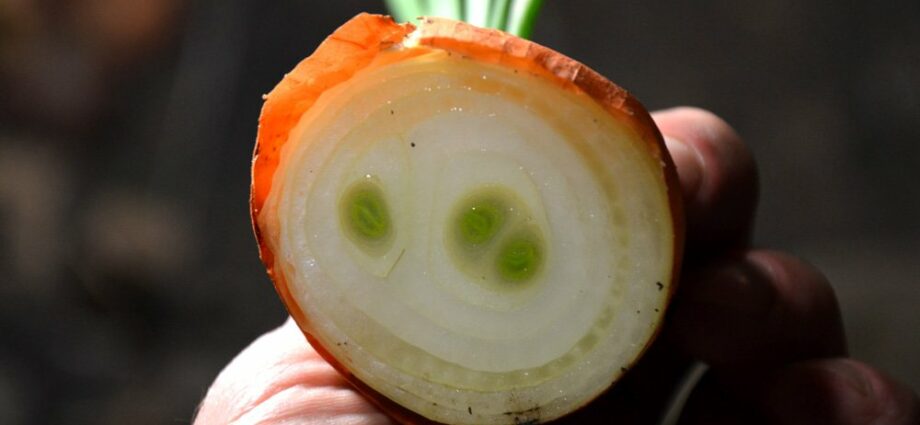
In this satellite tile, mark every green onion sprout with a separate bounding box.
[340,179,392,252]
[496,231,542,282]
[384,0,544,39]
[458,198,506,245]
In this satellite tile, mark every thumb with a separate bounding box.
[194,318,394,425]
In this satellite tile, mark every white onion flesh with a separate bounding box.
[260,51,676,424]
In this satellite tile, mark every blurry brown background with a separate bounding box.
[1,1,917,424]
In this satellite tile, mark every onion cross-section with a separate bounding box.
[251,14,683,425]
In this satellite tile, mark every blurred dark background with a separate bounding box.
[1,1,917,423]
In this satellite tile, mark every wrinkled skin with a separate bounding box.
[195,107,919,425]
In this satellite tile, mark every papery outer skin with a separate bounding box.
[251,13,684,424]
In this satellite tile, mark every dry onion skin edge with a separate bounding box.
[251,14,684,425]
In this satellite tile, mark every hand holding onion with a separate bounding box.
[195,14,918,425]
[195,105,919,424]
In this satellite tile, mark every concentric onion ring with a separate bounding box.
[252,14,683,424]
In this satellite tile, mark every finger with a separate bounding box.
[195,318,394,425]
[761,358,920,425]
[235,385,393,425]
[652,107,759,252]
[669,250,847,367]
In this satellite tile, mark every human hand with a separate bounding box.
[193,316,392,424]
[194,107,918,425]
[630,107,918,425]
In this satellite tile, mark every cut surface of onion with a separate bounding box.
[253,14,683,425]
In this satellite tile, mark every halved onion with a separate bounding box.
[252,14,683,424]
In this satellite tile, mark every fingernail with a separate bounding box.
[664,137,703,201]
[825,360,874,399]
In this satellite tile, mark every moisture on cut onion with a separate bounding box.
[251,13,684,425]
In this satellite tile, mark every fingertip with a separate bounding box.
[652,107,747,175]
[664,136,703,204]
[652,107,744,153]
[763,359,920,425]
[652,107,758,251]
[747,250,847,358]
[669,253,779,365]
[745,251,829,313]
[670,250,846,366]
